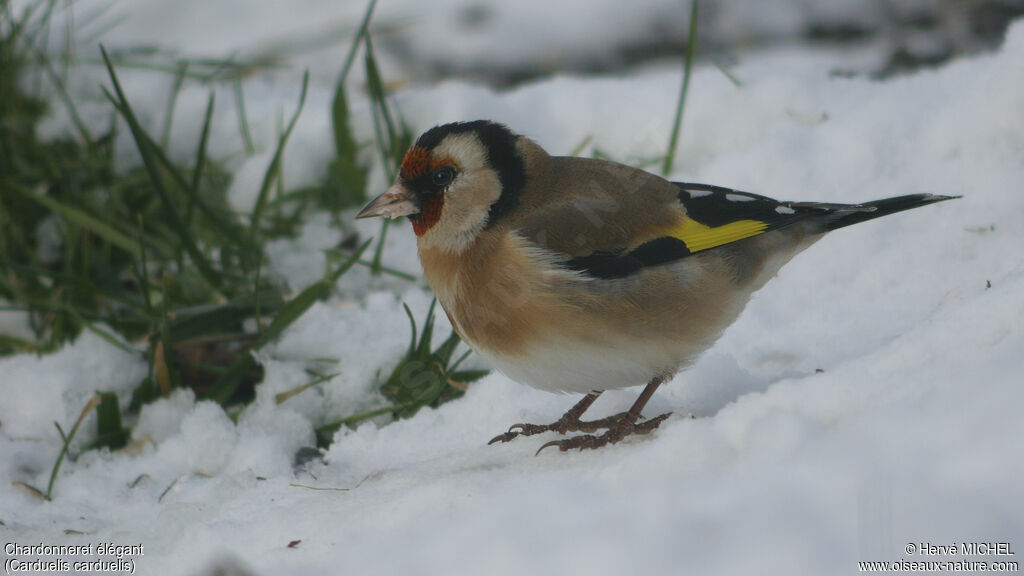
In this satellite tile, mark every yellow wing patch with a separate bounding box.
[668,218,768,253]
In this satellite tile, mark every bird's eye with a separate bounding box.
[431,166,456,188]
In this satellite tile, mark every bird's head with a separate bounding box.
[357,120,527,253]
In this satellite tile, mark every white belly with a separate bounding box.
[472,336,694,394]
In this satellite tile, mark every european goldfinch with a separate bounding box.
[357,120,956,453]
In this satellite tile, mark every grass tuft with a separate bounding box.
[2,0,488,490]
[314,300,488,447]
[13,394,102,501]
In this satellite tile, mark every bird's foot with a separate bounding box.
[488,391,603,445]
[489,377,671,452]
[488,414,600,445]
[534,411,671,455]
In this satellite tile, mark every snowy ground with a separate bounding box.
[3,2,1024,575]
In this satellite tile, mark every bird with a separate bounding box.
[357,120,956,454]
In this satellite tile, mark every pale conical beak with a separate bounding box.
[356,184,421,219]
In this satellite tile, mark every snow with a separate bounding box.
[0,331,147,443]
[4,2,1024,575]
[28,0,969,85]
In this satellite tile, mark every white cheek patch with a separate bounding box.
[418,133,503,253]
[439,171,501,232]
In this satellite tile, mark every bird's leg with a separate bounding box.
[536,376,671,454]
[488,391,602,444]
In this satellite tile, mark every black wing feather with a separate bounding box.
[563,183,954,280]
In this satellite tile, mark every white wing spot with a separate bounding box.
[687,189,713,198]
[725,193,755,202]
[775,205,796,214]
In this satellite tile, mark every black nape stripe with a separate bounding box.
[565,237,691,280]
[415,121,526,228]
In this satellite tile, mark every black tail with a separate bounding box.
[821,194,959,231]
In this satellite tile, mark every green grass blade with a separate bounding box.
[274,371,339,405]
[83,321,139,355]
[275,109,286,200]
[135,215,154,317]
[17,0,56,52]
[344,257,416,281]
[328,77,369,212]
[91,391,130,450]
[99,45,223,287]
[234,76,255,156]
[17,186,141,256]
[325,237,371,283]
[332,63,357,161]
[364,36,398,164]
[167,300,280,343]
[339,0,378,83]
[35,49,92,145]
[192,92,215,192]
[401,302,417,355]
[249,70,309,247]
[713,59,742,88]
[315,403,402,446]
[161,61,188,149]
[133,124,249,252]
[204,239,370,404]
[662,0,700,176]
[370,219,390,275]
[569,135,593,157]
[0,261,148,314]
[362,33,410,275]
[259,236,368,348]
[448,369,489,384]
[185,91,216,229]
[434,331,460,368]
[74,1,120,43]
[417,298,437,358]
[260,270,339,342]
[329,0,379,213]
[365,77,392,275]
[448,348,472,373]
[44,394,101,500]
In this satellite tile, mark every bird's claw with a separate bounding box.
[487,381,673,453]
[508,423,552,435]
[533,412,673,455]
[487,421,567,445]
[487,422,544,444]
[487,429,523,445]
[535,435,600,454]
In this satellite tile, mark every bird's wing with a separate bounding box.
[564,183,864,279]
[513,159,868,280]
